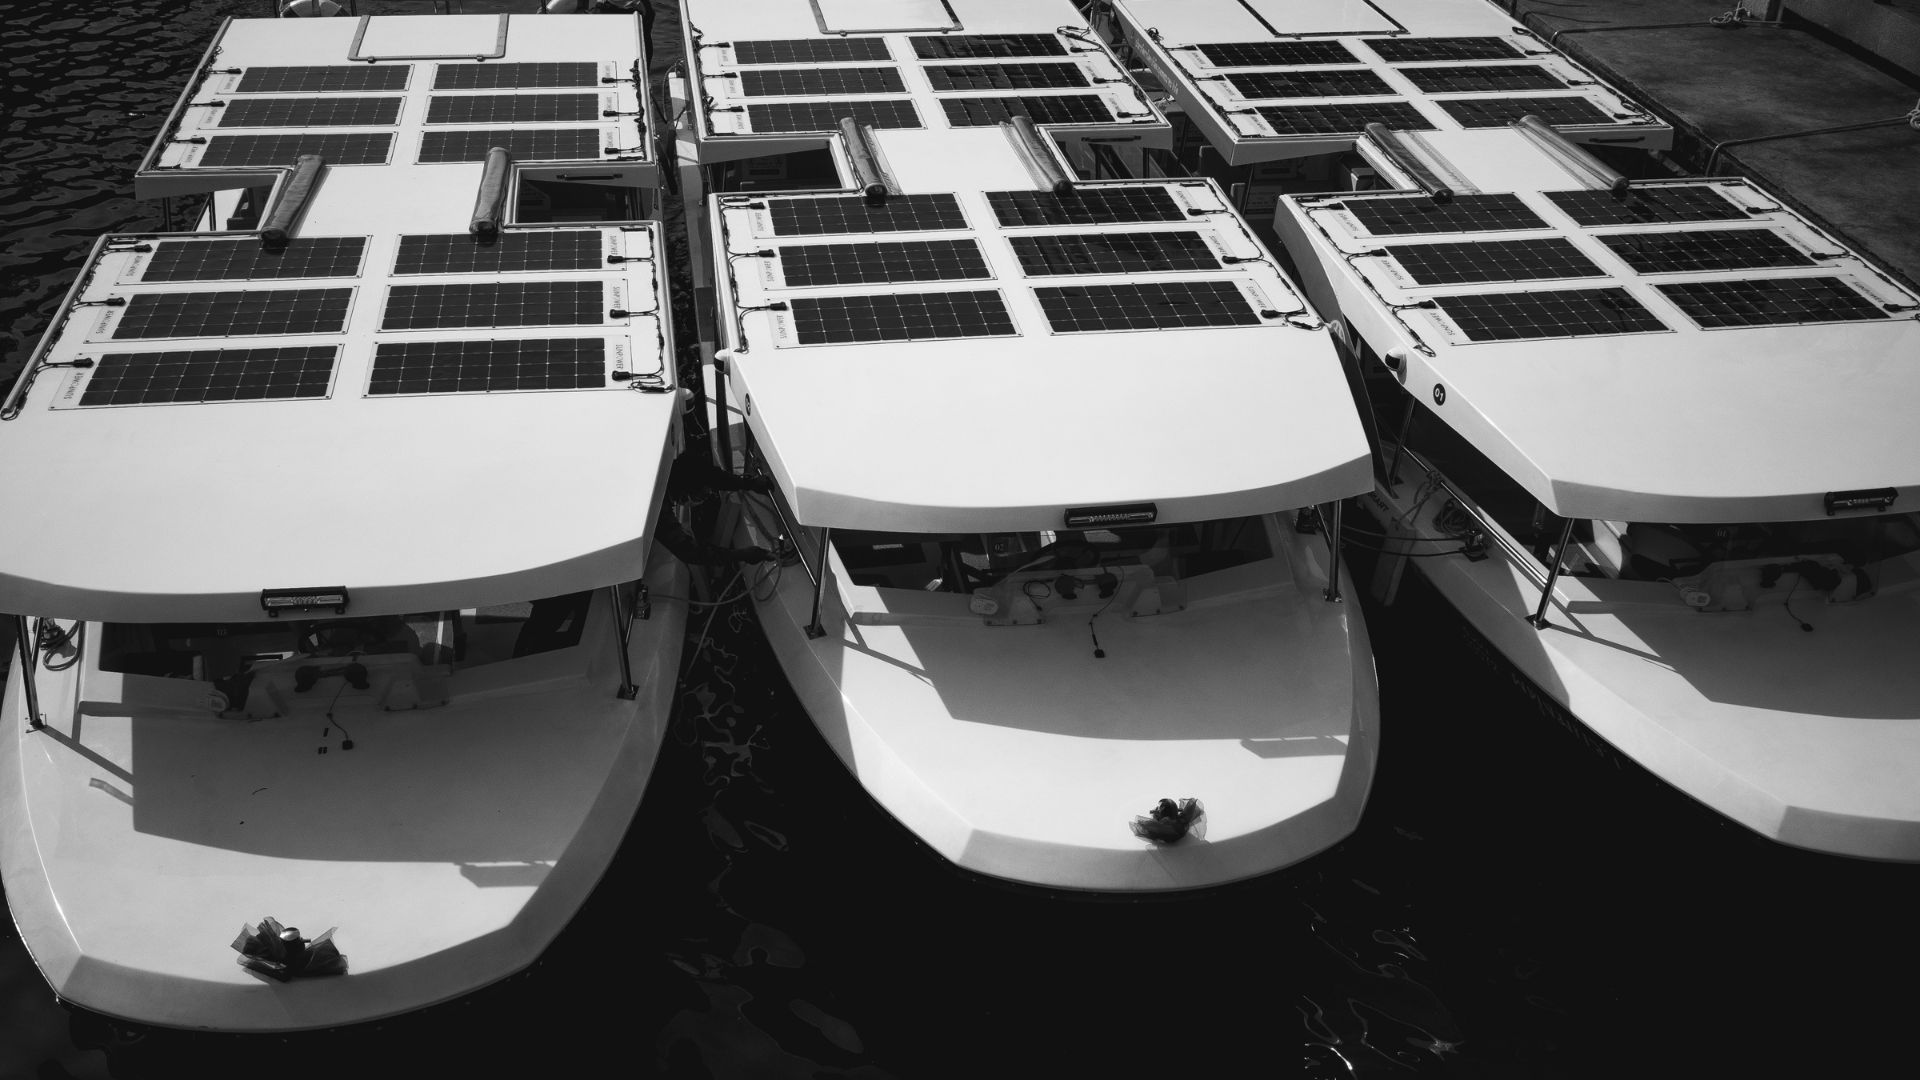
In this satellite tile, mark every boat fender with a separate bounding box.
[470,147,513,239]
[232,917,347,980]
[258,154,325,245]
[1130,798,1205,844]
[280,0,345,15]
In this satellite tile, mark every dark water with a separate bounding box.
[5,5,1918,1078]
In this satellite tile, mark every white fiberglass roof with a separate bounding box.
[1277,127,1920,524]
[1110,0,1672,164]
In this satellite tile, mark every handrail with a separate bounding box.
[2,235,112,421]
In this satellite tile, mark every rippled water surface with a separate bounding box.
[4,5,1918,1078]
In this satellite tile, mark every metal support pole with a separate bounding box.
[608,585,638,699]
[13,615,41,731]
[712,351,735,476]
[1528,517,1578,629]
[805,527,831,638]
[1323,502,1344,602]
[1385,397,1417,491]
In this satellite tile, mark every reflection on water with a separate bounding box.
[4,3,1919,1078]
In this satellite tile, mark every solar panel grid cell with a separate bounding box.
[381,281,606,330]
[1655,277,1888,327]
[1036,281,1259,332]
[1397,64,1565,93]
[790,291,1016,343]
[1599,230,1815,273]
[1547,186,1750,226]
[112,289,353,339]
[218,97,402,128]
[739,67,906,97]
[141,238,367,282]
[79,347,336,406]
[200,133,393,168]
[747,100,922,132]
[1193,41,1359,67]
[1387,238,1603,285]
[1010,232,1220,276]
[368,339,608,394]
[767,193,968,235]
[1436,288,1669,341]
[777,240,990,286]
[1363,37,1526,62]
[393,232,605,275]
[911,34,1066,59]
[1436,96,1615,128]
[1343,194,1549,235]
[426,94,599,125]
[987,188,1185,227]
[733,39,893,65]
[433,63,599,89]
[1228,69,1396,99]
[923,63,1090,91]
[1256,101,1431,135]
[941,95,1114,126]
[236,66,410,94]
[417,128,602,162]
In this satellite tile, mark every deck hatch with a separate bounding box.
[1598,230,1816,274]
[235,66,410,94]
[745,100,923,132]
[1435,96,1615,129]
[382,281,606,330]
[112,288,352,339]
[433,63,599,90]
[1010,231,1220,276]
[1654,277,1890,328]
[425,94,599,125]
[738,67,906,96]
[367,338,609,395]
[767,193,968,235]
[394,232,604,275]
[201,133,393,168]
[1341,193,1548,235]
[987,187,1185,227]
[1433,287,1669,341]
[941,95,1115,126]
[732,38,893,65]
[1396,64,1565,94]
[1034,281,1262,332]
[1255,101,1431,135]
[1545,186,1750,226]
[218,97,403,128]
[1362,37,1525,63]
[417,128,602,163]
[777,239,990,286]
[1385,238,1603,285]
[1192,41,1359,67]
[923,63,1089,92]
[1227,70,1396,99]
[75,346,336,407]
[910,34,1066,60]
[141,237,368,282]
[789,290,1016,343]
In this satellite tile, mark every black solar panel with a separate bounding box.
[236,66,410,94]
[79,347,336,406]
[426,94,598,125]
[1655,277,1888,328]
[789,291,1016,344]
[1228,70,1396,99]
[1342,194,1549,235]
[747,100,922,132]
[1364,37,1526,63]
[924,62,1089,92]
[1387,238,1603,284]
[417,129,602,163]
[200,133,393,168]
[1598,229,1814,274]
[738,67,906,96]
[218,97,401,128]
[141,237,367,282]
[777,239,989,286]
[733,39,892,65]
[911,34,1066,60]
[1194,41,1359,67]
[1547,186,1750,226]
[942,95,1113,126]
[112,288,352,339]
[368,339,608,395]
[1398,65,1564,93]
[394,232,605,275]
[1435,288,1668,341]
[1436,96,1615,128]
[434,63,599,90]
[1256,102,1431,135]
[1036,281,1260,332]
[987,187,1185,227]
[767,193,968,235]
[382,281,605,330]
[1010,231,1220,276]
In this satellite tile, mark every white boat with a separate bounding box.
[1117,0,1920,859]
[0,12,691,1030]
[671,0,1381,891]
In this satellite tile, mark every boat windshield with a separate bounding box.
[832,517,1273,592]
[1597,513,1920,580]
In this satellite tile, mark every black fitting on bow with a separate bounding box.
[1131,798,1205,844]
[232,917,347,980]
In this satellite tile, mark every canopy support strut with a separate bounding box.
[13,615,41,731]
[608,585,638,699]
[1323,501,1344,603]
[1528,517,1578,629]
[805,527,830,639]
[1385,397,1417,492]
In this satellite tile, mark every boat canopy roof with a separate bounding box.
[1109,0,1672,164]
[1278,127,1920,524]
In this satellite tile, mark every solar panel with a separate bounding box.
[987,188,1185,227]
[200,133,393,168]
[789,291,1015,344]
[738,67,906,96]
[1010,231,1220,276]
[218,97,402,128]
[1436,96,1615,128]
[236,66,410,94]
[1256,102,1431,135]
[1194,41,1359,67]
[367,338,608,395]
[382,281,606,330]
[941,95,1114,126]
[417,129,602,163]
[140,237,367,282]
[1655,277,1889,328]
[746,100,922,132]
[112,288,352,339]
[777,239,990,286]
[433,63,599,90]
[1363,37,1526,62]
[1341,194,1549,235]
[1035,281,1260,332]
[426,93,599,125]
[1227,70,1396,99]
[923,62,1089,92]
[79,347,336,406]
[1386,238,1603,284]
[767,193,968,235]
[733,38,892,65]
[1398,65,1564,93]
[393,232,605,275]
[1434,288,1668,341]
[1546,186,1751,226]
[911,34,1067,60]
[1598,230,1815,274]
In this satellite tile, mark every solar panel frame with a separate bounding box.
[765,193,969,235]
[776,239,991,287]
[986,188,1186,227]
[1436,95,1617,128]
[217,97,403,128]
[111,288,354,339]
[1255,101,1432,135]
[1363,37,1526,62]
[738,67,907,97]
[393,232,606,275]
[433,63,600,90]
[1227,69,1398,99]
[1396,64,1566,93]
[923,62,1090,92]
[1340,194,1550,236]
[1597,229,1816,274]
[417,128,603,163]
[788,290,1017,344]
[1193,41,1360,67]
[381,281,607,330]
[1009,231,1221,276]
[425,93,599,125]
[77,346,337,407]
[745,100,923,133]
[367,338,611,395]
[235,66,410,94]
[199,133,394,168]
[1386,238,1605,285]
[139,237,368,282]
[732,38,893,65]
[1654,277,1890,328]
[1433,287,1670,342]
[941,95,1114,126]
[1035,281,1263,333]
[1546,186,1752,226]
[910,34,1067,60]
